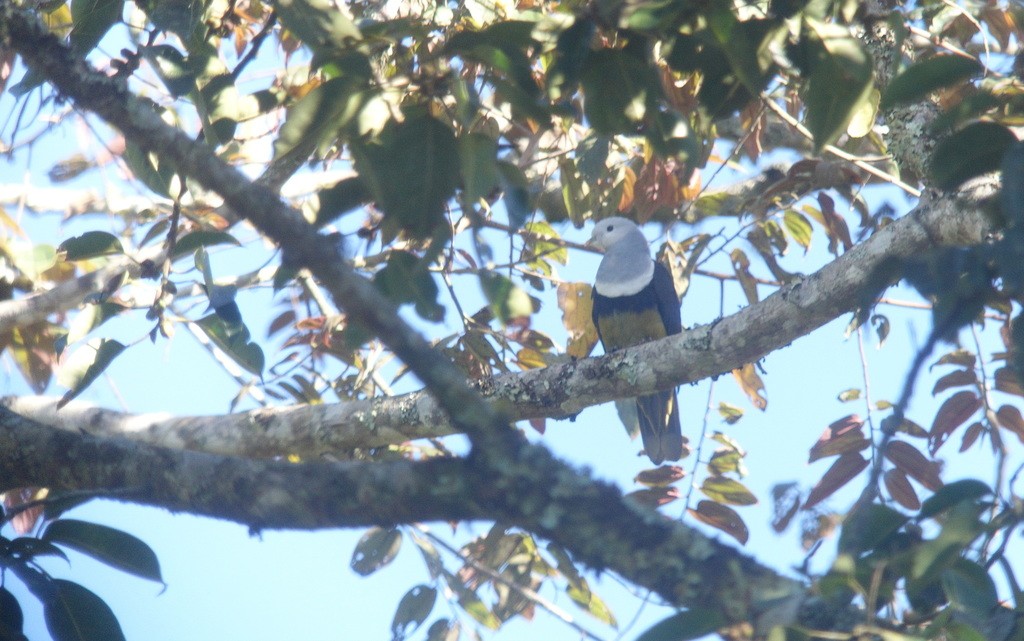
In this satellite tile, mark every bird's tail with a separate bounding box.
[636,390,683,465]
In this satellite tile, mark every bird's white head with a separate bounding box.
[588,216,643,251]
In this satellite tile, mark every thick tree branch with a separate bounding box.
[0,404,807,629]
[1,181,997,458]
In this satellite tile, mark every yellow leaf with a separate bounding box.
[556,282,598,359]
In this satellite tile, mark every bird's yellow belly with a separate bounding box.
[597,308,668,351]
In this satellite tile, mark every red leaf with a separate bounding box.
[884,469,921,510]
[804,452,869,510]
[689,501,749,545]
[996,405,1024,444]
[929,391,981,454]
[959,422,984,452]
[625,486,681,507]
[528,418,546,434]
[885,440,943,491]
[931,369,977,395]
[634,466,686,487]
[808,414,868,463]
[994,367,1024,397]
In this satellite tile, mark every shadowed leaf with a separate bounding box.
[804,452,868,510]
[689,500,749,545]
[351,527,402,576]
[43,519,162,583]
[43,580,125,641]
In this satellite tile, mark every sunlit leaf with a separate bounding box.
[731,362,767,410]
[479,272,533,324]
[58,232,123,261]
[274,75,370,161]
[195,315,265,376]
[350,527,402,576]
[700,476,757,506]
[43,580,126,641]
[57,339,126,408]
[688,500,749,545]
[442,571,500,630]
[717,402,744,424]
[880,54,983,110]
[43,519,162,583]
[274,0,361,56]
[556,282,598,358]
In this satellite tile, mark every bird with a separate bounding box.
[589,216,684,465]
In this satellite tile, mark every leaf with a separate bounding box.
[932,369,977,395]
[352,112,460,239]
[884,469,921,510]
[391,585,436,641]
[140,45,196,97]
[943,558,998,620]
[350,527,402,576]
[634,466,686,487]
[635,608,726,641]
[931,122,1017,190]
[626,486,681,507]
[0,587,24,636]
[374,251,444,322]
[70,0,123,54]
[316,177,371,226]
[43,519,162,583]
[994,367,1024,397]
[885,440,942,491]
[57,339,126,408]
[195,315,265,376]
[729,249,759,304]
[837,388,861,402]
[804,452,869,510]
[58,232,124,261]
[274,75,369,161]
[808,415,868,463]
[918,479,990,521]
[43,580,126,641]
[718,402,744,424]
[556,282,597,359]
[732,362,767,410]
[442,571,500,630]
[783,210,813,252]
[274,0,361,56]
[708,449,746,476]
[459,133,500,204]
[497,161,533,229]
[700,476,758,506]
[800,20,874,151]
[929,390,981,454]
[880,54,983,110]
[171,231,241,259]
[688,500,749,545]
[996,405,1024,443]
[580,48,656,134]
[566,578,617,627]
[838,503,907,554]
[479,272,533,324]
[959,422,984,452]
[425,619,460,641]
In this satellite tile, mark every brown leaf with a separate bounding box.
[929,391,982,454]
[729,249,759,304]
[931,368,978,395]
[959,421,984,452]
[689,500,749,545]
[885,440,943,491]
[625,486,681,507]
[634,465,686,487]
[996,405,1024,444]
[932,349,976,369]
[556,283,598,359]
[808,414,868,463]
[732,362,767,410]
[884,469,920,510]
[617,167,636,212]
[994,367,1024,397]
[528,418,546,434]
[804,452,869,510]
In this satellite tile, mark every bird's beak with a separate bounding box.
[586,230,605,252]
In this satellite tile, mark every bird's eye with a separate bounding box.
[606,224,613,232]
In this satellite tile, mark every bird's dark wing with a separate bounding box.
[652,261,681,336]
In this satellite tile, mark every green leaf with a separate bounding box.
[943,558,998,620]
[391,585,436,641]
[65,304,126,347]
[424,619,460,641]
[44,580,126,641]
[57,339,127,408]
[567,580,617,627]
[443,571,500,630]
[479,272,534,324]
[931,122,1017,190]
[880,55,983,110]
[700,476,758,506]
[171,230,241,259]
[70,0,123,54]
[43,519,162,583]
[123,140,176,197]
[801,20,874,151]
[459,133,499,203]
[273,75,370,161]
[316,177,371,227]
[0,587,24,637]
[140,45,196,97]
[635,608,726,641]
[497,161,533,229]
[274,0,362,57]
[350,527,402,576]
[374,251,444,322]
[8,538,69,562]
[58,232,124,261]
[838,504,908,554]
[918,479,991,521]
[783,210,813,252]
[352,112,460,239]
[547,17,594,100]
[580,48,656,134]
[195,315,265,376]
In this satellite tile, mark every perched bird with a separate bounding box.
[589,216,684,465]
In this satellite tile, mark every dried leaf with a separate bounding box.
[732,363,767,410]
[770,483,802,533]
[996,405,1024,444]
[885,440,942,491]
[729,249,759,304]
[556,282,598,359]
[959,422,984,452]
[625,486,681,507]
[688,501,749,545]
[929,391,981,454]
[994,367,1024,397]
[804,452,869,510]
[884,469,921,510]
[808,415,868,463]
[932,349,976,369]
[634,466,686,487]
